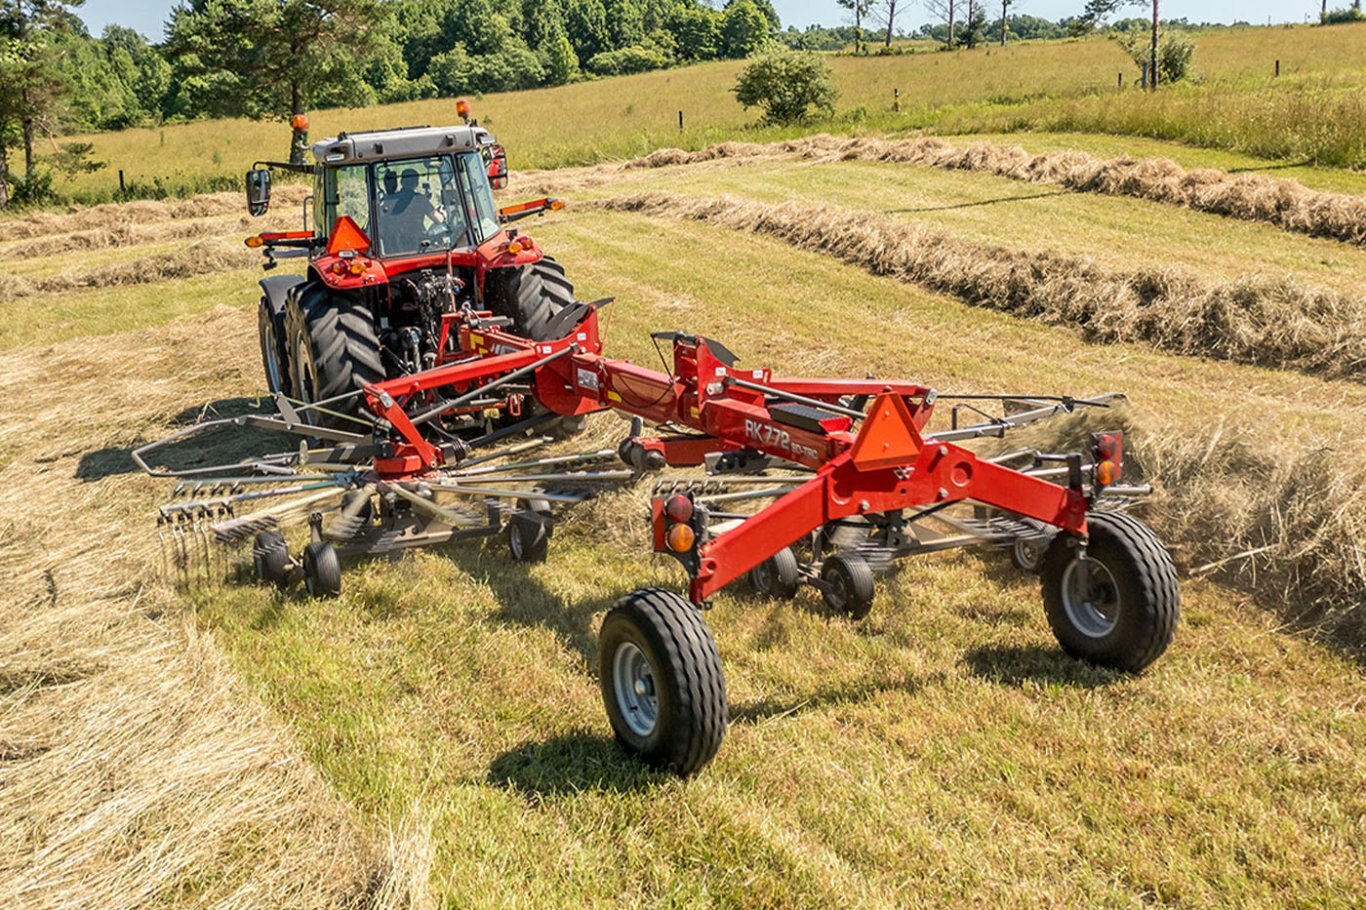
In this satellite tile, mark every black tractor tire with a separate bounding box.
[301,540,342,599]
[258,299,292,396]
[749,546,801,599]
[484,256,574,341]
[821,552,876,620]
[599,588,727,776]
[1040,511,1178,673]
[283,282,384,430]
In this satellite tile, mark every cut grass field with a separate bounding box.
[2,133,1363,906]
[31,22,1366,207]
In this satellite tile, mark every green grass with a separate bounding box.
[31,23,1366,207]
[172,201,1366,907]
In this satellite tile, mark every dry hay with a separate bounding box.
[594,192,1366,382]
[0,310,432,907]
[1021,408,1366,652]
[0,215,254,261]
[0,184,311,245]
[0,238,256,300]
[542,134,1366,246]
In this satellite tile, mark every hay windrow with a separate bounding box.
[0,238,256,300]
[0,215,252,260]
[541,134,1366,246]
[593,191,1366,382]
[0,184,311,244]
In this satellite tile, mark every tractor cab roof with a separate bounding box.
[311,124,495,166]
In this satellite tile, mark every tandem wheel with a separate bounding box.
[302,540,342,598]
[748,546,801,599]
[820,552,876,620]
[506,498,553,562]
[252,529,292,589]
[599,588,727,776]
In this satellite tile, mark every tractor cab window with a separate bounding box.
[457,150,500,243]
[321,164,371,239]
[374,156,468,257]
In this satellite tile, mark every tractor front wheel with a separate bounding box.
[283,282,384,430]
[599,589,727,776]
[1040,511,1178,672]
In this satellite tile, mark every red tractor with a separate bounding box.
[243,104,571,432]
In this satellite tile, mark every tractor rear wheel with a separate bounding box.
[599,588,727,776]
[485,256,575,340]
[283,282,384,430]
[1040,511,1178,673]
[258,299,291,396]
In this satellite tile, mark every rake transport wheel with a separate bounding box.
[749,546,801,599]
[1040,511,1179,672]
[820,552,876,620]
[284,282,384,430]
[252,529,292,588]
[484,256,574,341]
[302,540,342,599]
[599,589,727,776]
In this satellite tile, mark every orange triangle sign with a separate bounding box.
[849,393,923,471]
[326,216,372,256]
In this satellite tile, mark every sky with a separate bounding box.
[79,0,1335,42]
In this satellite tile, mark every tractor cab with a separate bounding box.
[308,124,507,261]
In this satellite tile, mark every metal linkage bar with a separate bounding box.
[410,345,576,426]
[726,376,866,420]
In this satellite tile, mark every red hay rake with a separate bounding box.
[137,299,1179,775]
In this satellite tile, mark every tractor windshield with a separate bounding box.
[374,156,468,257]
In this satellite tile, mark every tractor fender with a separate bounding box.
[260,274,306,316]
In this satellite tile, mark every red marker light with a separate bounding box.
[664,494,693,523]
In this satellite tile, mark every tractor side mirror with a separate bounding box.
[485,145,508,190]
[246,168,272,217]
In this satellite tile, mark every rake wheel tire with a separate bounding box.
[749,546,801,599]
[485,256,574,341]
[1040,511,1178,673]
[821,552,876,620]
[302,540,342,599]
[1011,534,1050,574]
[506,500,552,563]
[252,530,291,588]
[257,299,291,396]
[284,282,383,430]
[599,588,727,776]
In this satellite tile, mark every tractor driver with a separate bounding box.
[382,167,445,253]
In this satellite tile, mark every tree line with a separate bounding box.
[0,0,791,205]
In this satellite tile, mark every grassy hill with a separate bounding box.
[43,22,1366,206]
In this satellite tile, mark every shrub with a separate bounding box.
[1118,30,1196,84]
[1320,5,1365,24]
[732,49,838,124]
[585,44,671,76]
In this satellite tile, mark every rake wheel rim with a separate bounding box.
[1061,557,1120,638]
[612,641,658,738]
